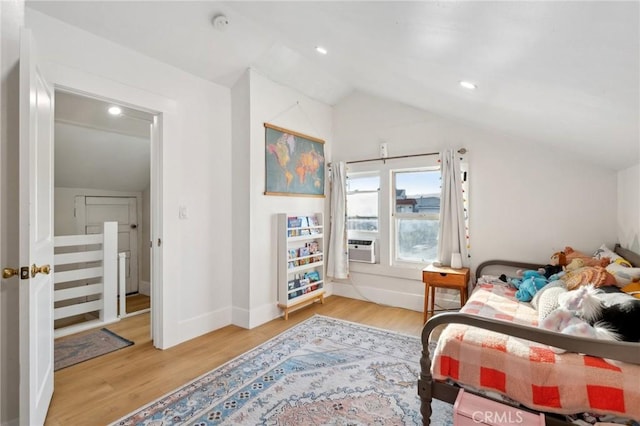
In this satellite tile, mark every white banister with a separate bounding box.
[118,252,127,318]
[53,221,120,338]
[102,221,118,323]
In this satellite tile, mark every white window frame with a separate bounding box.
[345,155,441,273]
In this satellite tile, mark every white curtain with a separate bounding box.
[437,150,468,267]
[327,161,349,279]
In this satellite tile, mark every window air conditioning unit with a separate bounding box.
[348,239,376,263]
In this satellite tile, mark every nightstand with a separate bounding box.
[422,264,470,322]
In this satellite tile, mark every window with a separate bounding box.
[393,168,441,263]
[346,174,379,232]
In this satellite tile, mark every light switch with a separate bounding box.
[179,206,188,219]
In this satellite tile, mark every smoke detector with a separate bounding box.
[212,15,229,30]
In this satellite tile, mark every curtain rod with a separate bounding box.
[330,148,466,167]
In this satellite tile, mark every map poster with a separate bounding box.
[264,123,325,197]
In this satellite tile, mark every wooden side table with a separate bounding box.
[422,265,470,322]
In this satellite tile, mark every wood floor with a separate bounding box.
[44,295,424,425]
[54,294,151,330]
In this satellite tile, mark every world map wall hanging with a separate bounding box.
[264,123,325,197]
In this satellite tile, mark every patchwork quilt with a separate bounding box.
[432,283,640,420]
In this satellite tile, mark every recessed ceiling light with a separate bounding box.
[459,81,477,90]
[315,46,328,55]
[108,106,122,116]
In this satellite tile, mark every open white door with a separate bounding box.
[19,28,55,425]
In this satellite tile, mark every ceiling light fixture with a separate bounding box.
[315,46,328,55]
[459,81,477,90]
[108,106,122,116]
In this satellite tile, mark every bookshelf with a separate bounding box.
[277,213,325,319]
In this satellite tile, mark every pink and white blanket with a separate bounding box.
[432,283,640,420]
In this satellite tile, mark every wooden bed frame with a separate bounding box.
[418,244,640,425]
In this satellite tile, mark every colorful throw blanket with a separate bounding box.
[432,283,640,420]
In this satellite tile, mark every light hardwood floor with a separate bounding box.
[45,295,425,425]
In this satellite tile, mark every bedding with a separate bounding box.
[432,282,640,419]
[419,244,640,426]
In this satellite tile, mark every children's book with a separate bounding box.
[308,216,320,234]
[305,270,320,282]
[287,216,301,236]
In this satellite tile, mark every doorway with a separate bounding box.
[54,90,155,325]
[76,196,139,294]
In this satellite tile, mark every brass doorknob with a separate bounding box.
[2,268,19,279]
[31,264,51,278]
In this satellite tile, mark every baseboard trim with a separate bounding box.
[170,307,232,347]
[331,281,423,312]
[231,306,250,329]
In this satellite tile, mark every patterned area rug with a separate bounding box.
[112,315,453,425]
[54,328,134,371]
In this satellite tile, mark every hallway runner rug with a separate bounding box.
[111,315,453,425]
[54,327,134,371]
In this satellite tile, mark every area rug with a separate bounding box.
[54,327,134,371]
[111,315,453,425]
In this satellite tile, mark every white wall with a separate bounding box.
[26,9,233,348]
[332,91,618,310]
[617,164,640,253]
[231,69,332,328]
[230,71,252,324]
[1,1,25,423]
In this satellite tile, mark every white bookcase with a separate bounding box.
[277,212,325,319]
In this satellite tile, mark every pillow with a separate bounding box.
[560,266,617,290]
[605,262,640,286]
[621,282,640,299]
[592,244,632,267]
[564,246,609,267]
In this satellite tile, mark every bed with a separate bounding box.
[419,244,640,425]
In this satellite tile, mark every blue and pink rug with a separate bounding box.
[112,315,453,425]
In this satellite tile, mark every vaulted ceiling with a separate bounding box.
[27,1,639,171]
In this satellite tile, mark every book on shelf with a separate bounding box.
[298,246,310,261]
[287,279,298,291]
[308,215,320,233]
[288,248,298,259]
[305,270,320,282]
[306,241,319,254]
[287,216,302,236]
[299,216,311,235]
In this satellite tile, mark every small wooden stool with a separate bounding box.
[422,265,470,323]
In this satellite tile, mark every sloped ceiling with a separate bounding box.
[55,91,152,192]
[27,1,639,171]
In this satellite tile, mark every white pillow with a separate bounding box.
[593,244,632,267]
[605,262,640,286]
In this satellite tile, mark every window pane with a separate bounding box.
[395,170,440,214]
[394,169,440,263]
[347,175,379,192]
[347,174,379,231]
[347,192,378,231]
[396,218,439,262]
